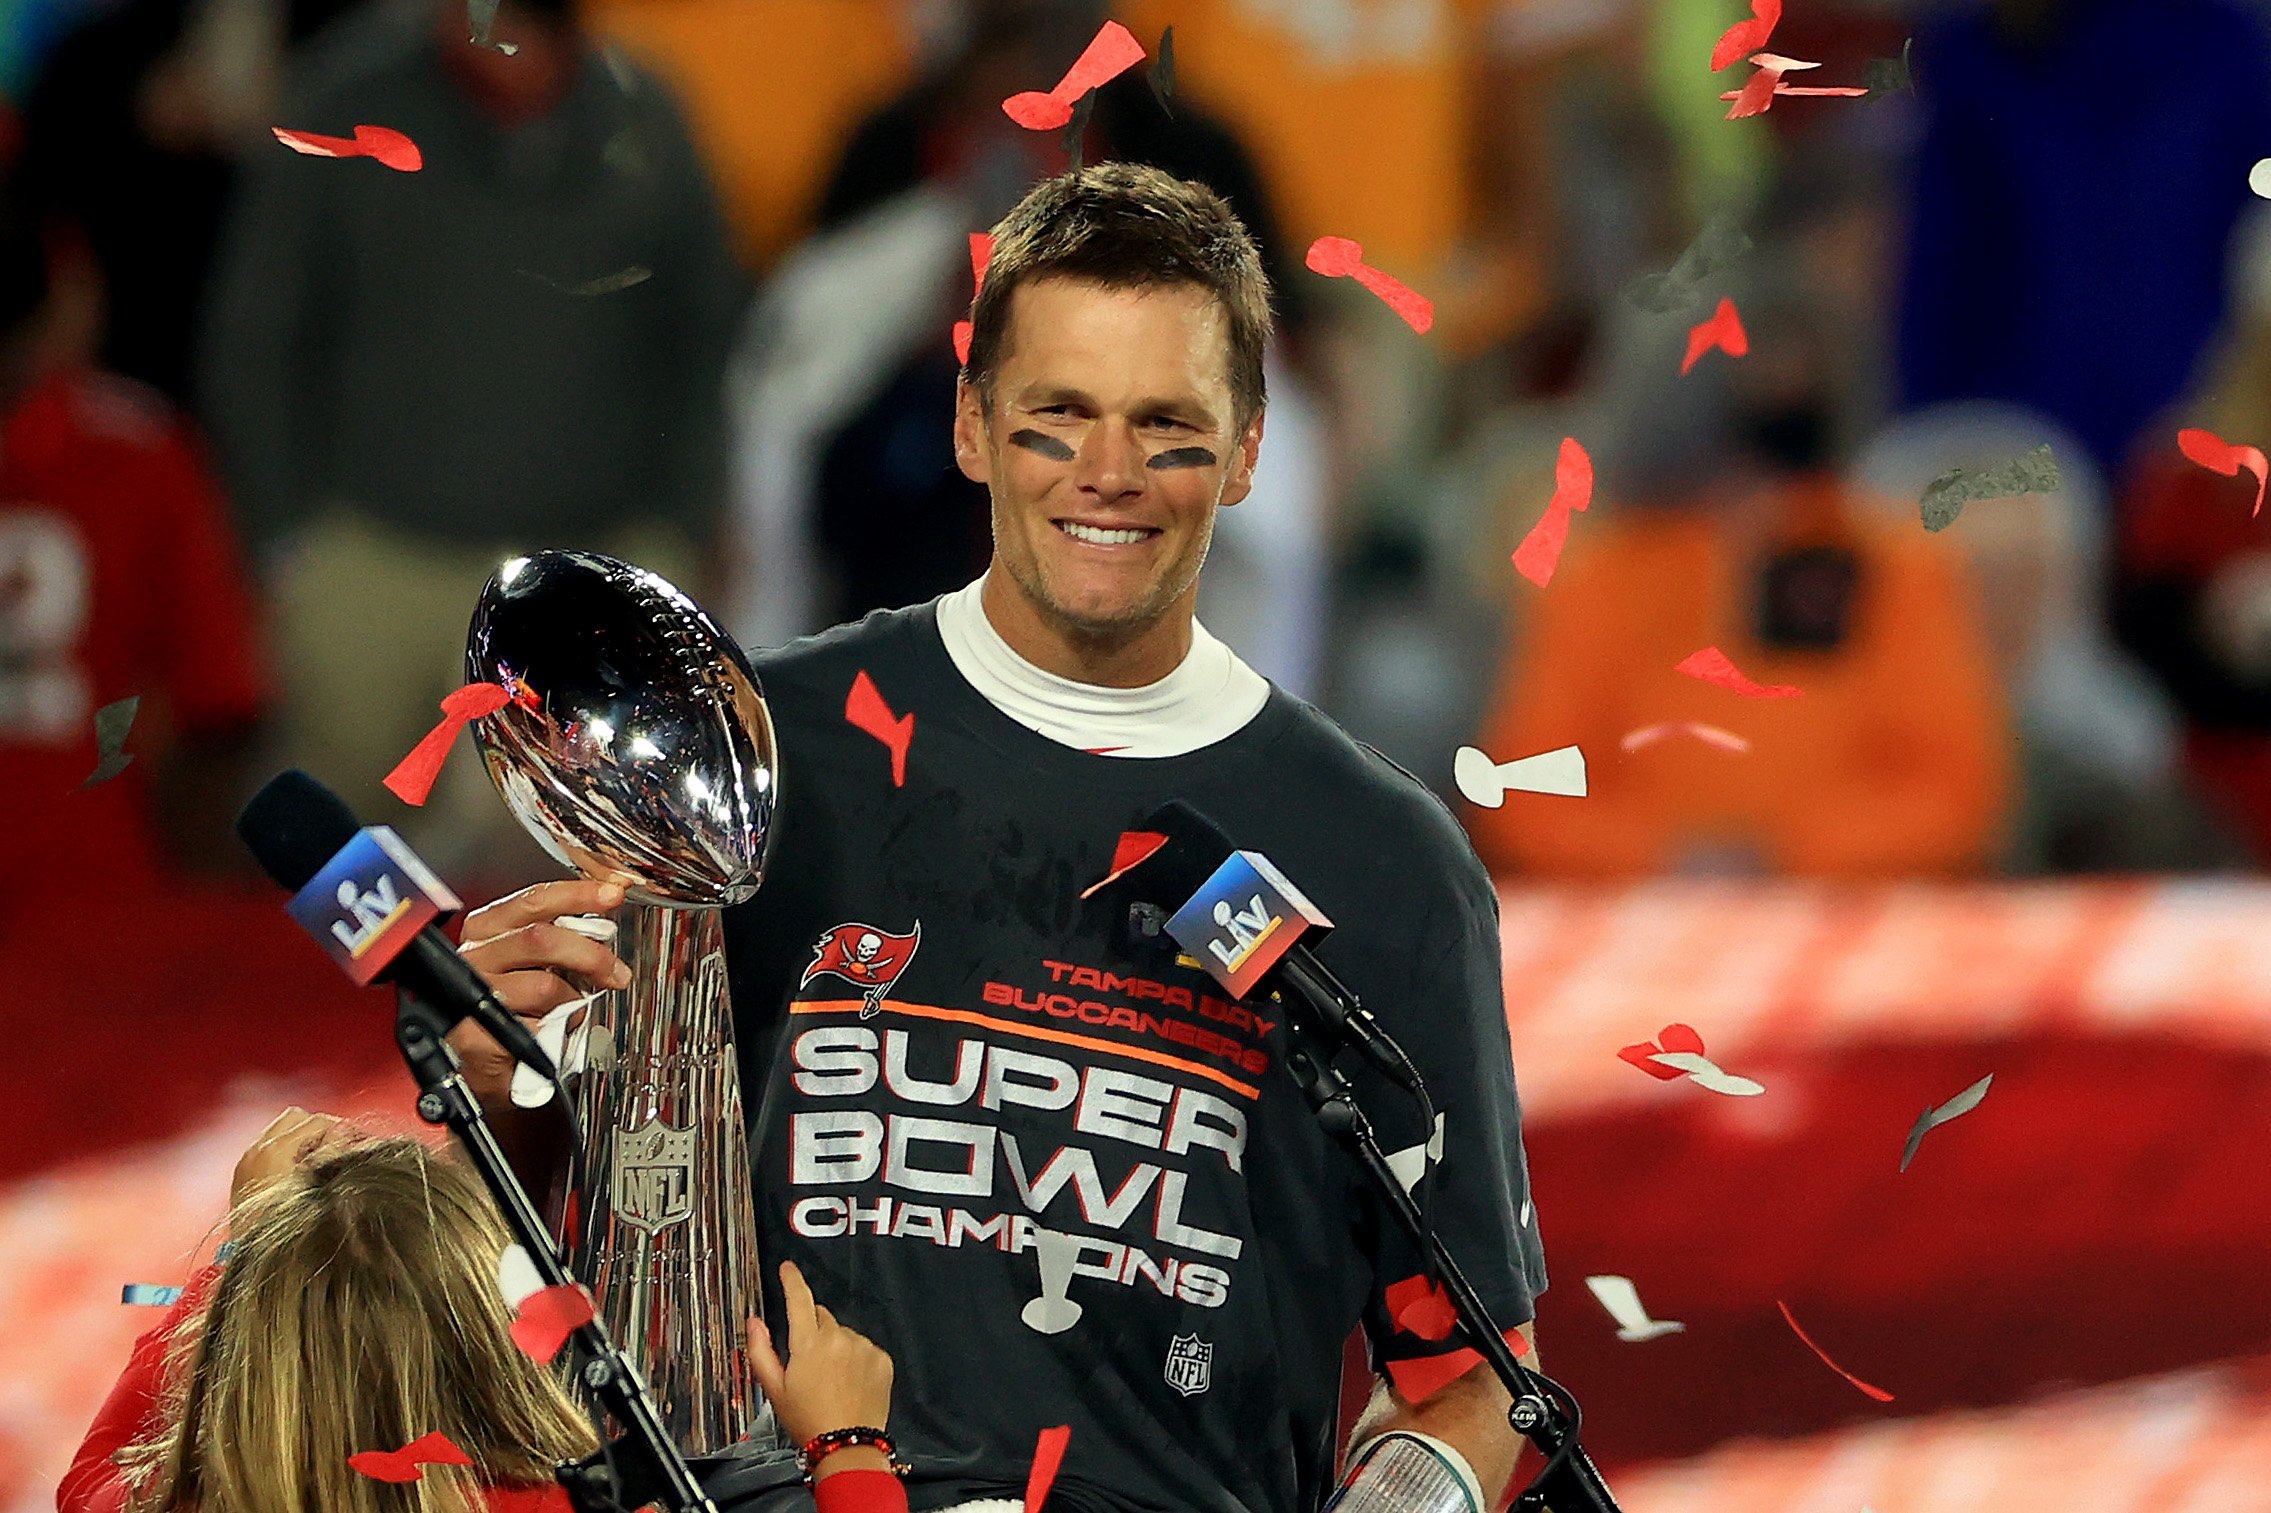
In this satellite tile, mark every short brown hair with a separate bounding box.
[965,163,1272,425]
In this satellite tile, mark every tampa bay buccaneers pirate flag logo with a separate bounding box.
[801,921,921,1018]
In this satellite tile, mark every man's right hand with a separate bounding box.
[448,878,632,1107]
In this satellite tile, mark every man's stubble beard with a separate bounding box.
[996,495,1220,653]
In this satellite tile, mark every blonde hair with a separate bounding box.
[118,1137,596,1513]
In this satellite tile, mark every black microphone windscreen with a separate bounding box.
[1130,799,1239,903]
[237,768,364,891]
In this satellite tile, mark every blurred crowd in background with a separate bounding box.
[12,0,2271,893]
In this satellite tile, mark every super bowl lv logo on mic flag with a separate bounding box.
[801,922,921,1019]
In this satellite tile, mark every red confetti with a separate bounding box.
[272,123,423,172]
[1675,646,1804,699]
[1002,21,1146,130]
[1306,236,1434,334]
[1681,297,1749,375]
[1721,69,1870,113]
[486,1489,574,1513]
[508,1281,595,1365]
[1618,1022,1707,1082]
[1711,0,1782,70]
[1384,1274,1460,1341]
[1382,1326,1531,1404]
[953,232,995,366]
[846,670,914,788]
[1024,1424,1072,1512]
[383,681,529,806]
[1777,1300,1896,1401]
[1080,829,1169,899]
[1725,64,1786,118]
[348,1430,475,1483]
[1511,438,1596,587]
[2178,427,2269,516]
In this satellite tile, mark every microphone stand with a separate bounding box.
[394,990,722,1513]
[1275,1017,1622,1512]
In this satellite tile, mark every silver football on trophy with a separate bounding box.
[466,550,777,906]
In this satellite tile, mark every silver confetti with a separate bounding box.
[80,695,138,788]
[1920,445,2060,532]
[516,266,654,298]
[1626,212,1753,315]
[1900,1073,1993,1171]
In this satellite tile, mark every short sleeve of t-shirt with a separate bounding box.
[1351,830,1546,1402]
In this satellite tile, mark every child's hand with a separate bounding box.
[230,1107,356,1208]
[747,1261,896,1476]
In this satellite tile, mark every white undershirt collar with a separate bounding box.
[934,577,1271,758]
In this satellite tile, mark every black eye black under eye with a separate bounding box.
[1146,446,1218,471]
[1009,429,1077,462]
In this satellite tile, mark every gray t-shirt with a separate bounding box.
[724,602,1547,1513]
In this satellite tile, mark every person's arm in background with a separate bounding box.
[195,104,336,561]
[145,419,272,874]
[1773,542,2012,875]
[640,83,747,600]
[1347,836,1548,1504]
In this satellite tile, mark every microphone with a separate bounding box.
[237,769,555,1079]
[1126,800,1422,1093]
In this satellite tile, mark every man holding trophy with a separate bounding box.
[455,165,1549,1513]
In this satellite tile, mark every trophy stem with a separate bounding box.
[564,904,768,1454]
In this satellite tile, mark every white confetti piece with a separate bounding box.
[496,1242,545,1309]
[1583,1275,1686,1342]
[1900,1073,1993,1171]
[509,994,592,1109]
[1649,1050,1765,1097]
[1749,51,1821,70]
[1453,744,1587,807]
[1619,722,1752,755]
[1385,1113,1447,1194]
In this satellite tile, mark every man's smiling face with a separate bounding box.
[956,276,1263,644]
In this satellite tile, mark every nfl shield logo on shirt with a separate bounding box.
[1163,1333,1213,1397]
[610,1116,697,1234]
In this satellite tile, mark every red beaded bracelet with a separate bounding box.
[797,1427,908,1481]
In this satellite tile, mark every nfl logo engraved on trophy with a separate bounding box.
[1164,1333,1213,1397]
[611,1117,696,1234]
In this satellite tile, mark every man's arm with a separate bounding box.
[1350,1322,1539,1503]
